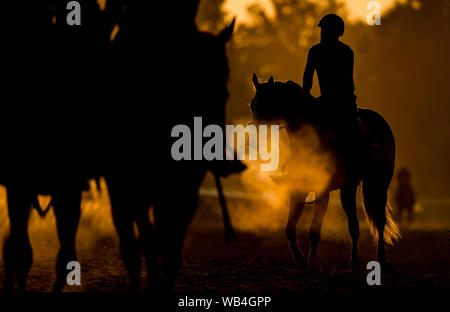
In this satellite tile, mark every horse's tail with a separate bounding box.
[358,108,400,245]
[359,182,400,245]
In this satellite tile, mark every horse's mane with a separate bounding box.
[251,79,314,129]
[270,80,304,98]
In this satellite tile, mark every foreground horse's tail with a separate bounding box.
[360,182,400,245]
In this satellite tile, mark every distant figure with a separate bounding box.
[395,167,416,224]
[303,14,361,178]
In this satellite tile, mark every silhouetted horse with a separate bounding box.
[250,75,400,271]
[103,1,238,291]
[1,0,110,292]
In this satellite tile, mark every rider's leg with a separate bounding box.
[332,96,362,179]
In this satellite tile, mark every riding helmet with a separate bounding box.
[318,14,345,37]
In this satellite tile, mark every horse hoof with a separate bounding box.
[350,259,360,272]
[308,251,319,272]
[129,279,141,293]
[52,280,65,293]
[307,261,319,273]
[306,265,320,275]
[291,252,307,268]
[296,257,308,269]
[289,244,307,268]
[381,260,394,273]
[3,284,14,294]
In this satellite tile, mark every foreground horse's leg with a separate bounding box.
[341,183,360,272]
[154,189,200,292]
[52,190,81,292]
[3,189,32,292]
[308,192,329,272]
[110,190,141,292]
[135,206,160,291]
[285,192,308,267]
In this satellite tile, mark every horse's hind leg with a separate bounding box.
[374,192,388,264]
[52,190,81,292]
[135,206,160,291]
[3,188,32,292]
[341,183,360,272]
[308,192,329,272]
[285,192,308,267]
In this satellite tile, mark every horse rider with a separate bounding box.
[303,13,362,178]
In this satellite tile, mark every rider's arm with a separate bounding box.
[303,48,315,93]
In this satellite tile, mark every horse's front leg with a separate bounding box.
[3,187,33,292]
[52,190,81,292]
[155,190,200,292]
[285,192,308,268]
[109,179,141,292]
[308,192,329,272]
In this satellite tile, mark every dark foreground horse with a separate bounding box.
[1,0,109,292]
[2,0,239,292]
[250,75,400,271]
[105,2,239,291]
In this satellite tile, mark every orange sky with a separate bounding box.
[225,0,404,23]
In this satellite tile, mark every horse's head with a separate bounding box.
[250,74,314,130]
[188,19,235,124]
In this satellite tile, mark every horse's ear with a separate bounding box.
[219,18,236,43]
[252,73,260,89]
[268,76,274,84]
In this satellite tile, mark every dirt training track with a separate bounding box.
[0,192,447,292]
